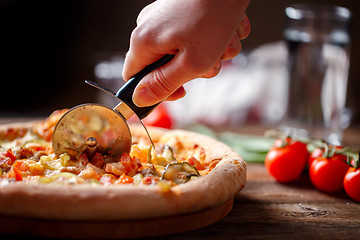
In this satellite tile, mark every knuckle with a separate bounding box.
[202,64,222,79]
[136,5,151,24]
[223,42,242,60]
[148,68,177,96]
[130,27,149,46]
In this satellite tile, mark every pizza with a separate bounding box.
[0,109,246,237]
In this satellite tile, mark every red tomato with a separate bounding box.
[117,174,134,184]
[90,152,104,169]
[265,138,309,183]
[12,160,27,172]
[309,155,349,193]
[309,145,344,166]
[4,167,23,181]
[142,103,173,129]
[344,167,360,202]
[0,149,17,166]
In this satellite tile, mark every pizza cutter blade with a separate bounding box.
[52,54,174,159]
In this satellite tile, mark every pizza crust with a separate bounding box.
[0,123,246,220]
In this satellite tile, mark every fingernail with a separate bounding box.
[133,84,157,107]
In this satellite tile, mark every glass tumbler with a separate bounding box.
[283,4,352,145]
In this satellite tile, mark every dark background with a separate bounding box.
[1,0,359,126]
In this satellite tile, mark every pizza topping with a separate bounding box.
[140,164,160,177]
[32,109,69,141]
[162,162,201,185]
[4,166,23,181]
[0,110,214,187]
[90,152,105,168]
[78,163,105,180]
[148,145,177,166]
[38,172,87,185]
[0,149,17,171]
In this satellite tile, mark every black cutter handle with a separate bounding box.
[115,54,174,119]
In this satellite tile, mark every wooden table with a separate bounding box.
[161,125,360,240]
[160,163,360,240]
[1,118,359,240]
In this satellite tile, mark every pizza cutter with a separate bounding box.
[52,54,174,160]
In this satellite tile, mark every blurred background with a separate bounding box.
[0,0,359,128]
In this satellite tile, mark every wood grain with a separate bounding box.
[156,164,360,240]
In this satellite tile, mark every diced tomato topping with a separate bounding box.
[33,109,68,141]
[186,156,205,170]
[199,148,206,160]
[78,154,89,167]
[99,174,117,184]
[78,163,103,180]
[4,128,27,141]
[142,175,154,185]
[117,174,134,184]
[26,144,47,152]
[209,160,220,170]
[193,144,199,149]
[130,145,148,163]
[105,162,126,176]
[90,153,104,168]
[0,158,13,167]
[45,146,54,155]
[120,153,132,168]
[25,144,53,155]
[4,167,23,181]
[105,154,142,177]
[0,149,17,166]
[10,160,44,176]
[2,149,16,162]
[107,153,142,176]
[142,175,159,185]
[12,160,27,171]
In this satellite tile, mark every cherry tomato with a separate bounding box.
[344,167,360,202]
[309,145,344,166]
[142,103,173,129]
[265,138,308,183]
[309,155,349,193]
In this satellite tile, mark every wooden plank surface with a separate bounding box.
[157,163,360,240]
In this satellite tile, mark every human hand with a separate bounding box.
[122,0,251,107]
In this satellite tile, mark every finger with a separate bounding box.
[132,52,202,107]
[238,14,251,40]
[201,59,222,78]
[221,33,242,61]
[165,86,186,101]
[122,24,170,81]
[221,14,250,61]
[122,48,164,82]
